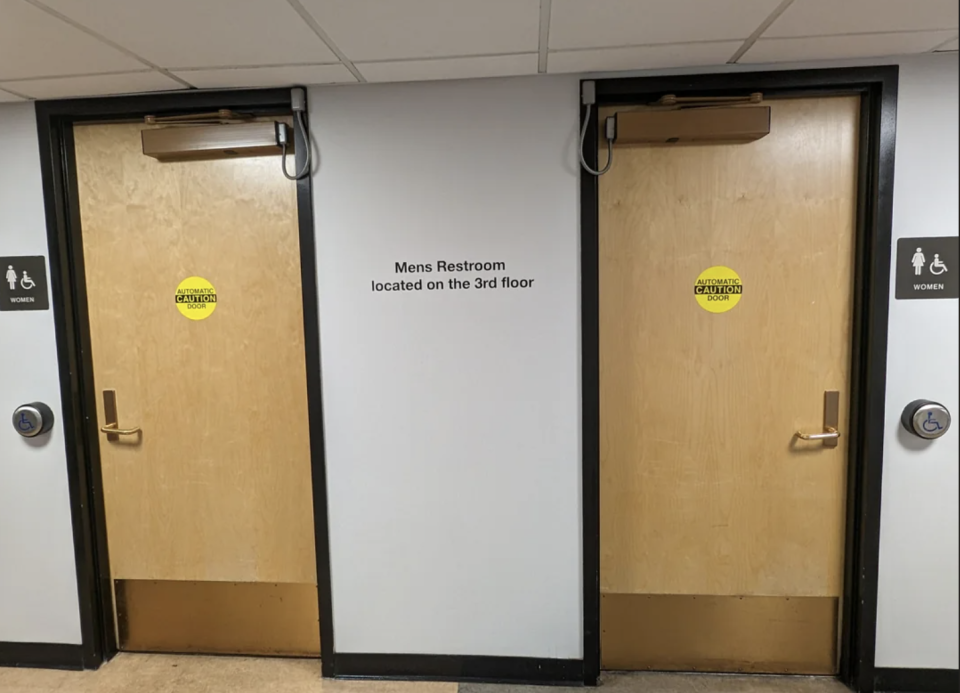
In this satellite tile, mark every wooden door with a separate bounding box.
[74,122,319,656]
[599,97,859,674]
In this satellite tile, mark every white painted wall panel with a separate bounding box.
[875,52,959,670]
[0,102,82,645]
[309,76,583,657]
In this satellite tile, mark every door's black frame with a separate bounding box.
[580,66,898,692]
[33,88,336,675]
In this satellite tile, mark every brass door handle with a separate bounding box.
[795,426,840,441]
[101,389,141,442]
[100,422,141,436]
[795,390,841,448]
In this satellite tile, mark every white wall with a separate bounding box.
[875,52,959,670]
[309,76,583,658]
[0,102,83,645]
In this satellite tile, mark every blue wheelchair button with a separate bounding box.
[903,400,951,440]
[12,403,53,438]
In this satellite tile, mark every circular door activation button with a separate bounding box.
[900,399,951,440]
[12,402,55,438]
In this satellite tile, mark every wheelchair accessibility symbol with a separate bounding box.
[12,403,54,438]
[17,412,35,433]
[902,400,952,440]
[921,411,944,434]
[929,253,948,276]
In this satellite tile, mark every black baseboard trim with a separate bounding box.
[335,653,583,685]
[875,668,959,693]
[0,642,85,670]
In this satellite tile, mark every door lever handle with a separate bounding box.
[100,422,142,436]
[100,389,141,442]
[795,390,840,448]
[795,426,840,441]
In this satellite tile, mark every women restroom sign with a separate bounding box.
[896,237,958,300]
[1,256,49,311]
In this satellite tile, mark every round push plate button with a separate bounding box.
[901,399,951,440]
[12,402,54,438]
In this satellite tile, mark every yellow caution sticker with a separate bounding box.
[175,276,217,320]
[694,266,742,313]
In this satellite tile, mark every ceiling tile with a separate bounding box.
[297,0,541,61]
[548,41,742,74]
[549,0,781,50]
[2,71,183,100]
[38,0,338,69]
[936,37,959,51]
[766,0,959,37]
[0,89,26,103]
[742,31,958,63]
[357,54,538,83]
[0,0,145,80]
[174,64,356,89]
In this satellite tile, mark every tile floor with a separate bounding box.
[0,654,851,693]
